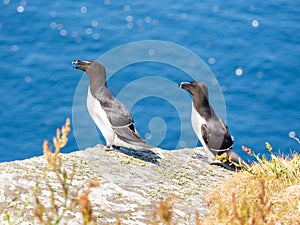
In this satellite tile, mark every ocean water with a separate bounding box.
[0,0,299,163]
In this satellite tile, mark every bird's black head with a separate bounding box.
[72,60,107,92]
[72,59,106,80]
[72,60,96,71]
[178,81,208,97]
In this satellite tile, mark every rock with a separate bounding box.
[0,145,233,224]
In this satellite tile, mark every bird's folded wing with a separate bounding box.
[99,98,134,127]
[113,125,145,143]
[201,123,233,150]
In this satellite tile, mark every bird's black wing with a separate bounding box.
[97,93,151,147]
[107,99,134,127]
[217,118,234,149]
[201,119,233,150]
[96,88,134,127]
[113,124,153,148]
[201,124,210,146]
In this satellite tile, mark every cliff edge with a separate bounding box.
[0,145,233,224]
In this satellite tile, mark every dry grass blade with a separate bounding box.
[203,142,300,225]
[5,118,100,225]
[151,196,178,225]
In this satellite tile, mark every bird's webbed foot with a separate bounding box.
[104,145,121,151]
[104,145,114,151]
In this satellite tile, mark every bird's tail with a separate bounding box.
[114,127,156,150]
[227,149,249,169]
[127,139,156,150]
[120,139,156,150]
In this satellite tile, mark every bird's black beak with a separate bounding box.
[72,60,92,71]
[178,81,192,90]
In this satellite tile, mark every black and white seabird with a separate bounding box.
[72,60,152,150]
[179,81,247,169]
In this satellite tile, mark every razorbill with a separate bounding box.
[72,60,153,150]
[179,81,247,169]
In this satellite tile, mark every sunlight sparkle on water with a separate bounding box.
[289,131,300,144]
[123,4,131,12]
[75,37,83,43]
[257,71,264,78]
[85,28,93,35]
[235,68,243,76]
[80,6,87,13]
[249,6,256,12]
[126,15,134,22]
[139,26,145,32]
[56,24,63,30]
[20,0,26,6]
[252,19,259,27]
[152,19,159,26]
[17,5,24,13]
[93,33,100,40]
[50,11,57,18]
[136,19,143,26]
[91,20,99,27]
[25,76,32,83]
[208,57,215,64]
[60,30,67,36]
[104,0,111,6]
[180,13,188,20]
[11,45,19,52]
[145,16,152,23]
[127,22,134,29]
[148,49,156,56]
[289,131,296,138]
[71,31,78,38]
[212,6,220,13]
[50,22,57,29]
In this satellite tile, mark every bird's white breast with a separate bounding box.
[87,87,115,146]
[191,103,208,149]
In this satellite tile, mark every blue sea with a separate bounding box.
[0,1,299,163]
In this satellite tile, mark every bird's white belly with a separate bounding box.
[87,87,115,146]
[191,103,208,149]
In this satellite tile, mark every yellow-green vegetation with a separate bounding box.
[5,118,99,225]
[203,143,300,225]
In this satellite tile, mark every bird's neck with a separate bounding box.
[89,76,107,98]
[193,96,213,119]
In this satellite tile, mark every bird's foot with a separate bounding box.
[104,145,121,151]
[113,145,120,150]
[104,145,114,151]
[210,157,245,171]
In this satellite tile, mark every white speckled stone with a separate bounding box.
[0,145,233,224]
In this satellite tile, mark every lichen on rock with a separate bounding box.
[0,145,233,224]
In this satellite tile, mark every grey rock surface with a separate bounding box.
[0,145,233,224]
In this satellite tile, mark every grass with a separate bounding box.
[151,143,300,225]
[203,143,300,225]
[5,118,99,225]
